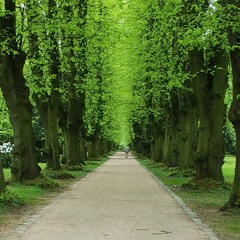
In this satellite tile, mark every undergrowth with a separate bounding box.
[63,164,84,171]
[183,178,232,190]
[0,190,25,208]
[43,169,75,179]
[23,174,59,189]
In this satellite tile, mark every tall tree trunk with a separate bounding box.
[208,48,228,180]
[189,49,211,178]
[178,87,198,169]
[65,94,83,165]
[150,122,164,162]
[164,90,181,167]
[88,129,101,159]
[162,111,171,165]
[189,47,227,180]
[33,88,61,170]
[222,0,240,206]
[0,0,40,181]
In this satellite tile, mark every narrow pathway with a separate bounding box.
[5,153,218,240]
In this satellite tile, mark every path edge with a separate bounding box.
[137,159,219,240]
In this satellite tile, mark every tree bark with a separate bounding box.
[163,90,181,167]
[80,136,87,161]
[150,122,164,162]
[65,94,84,165]
[178,87,198,169]
[88,129,101,159]
[162,111,171,165]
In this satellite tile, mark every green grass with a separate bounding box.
[223,155,235,183]
[138,155,240,240]
[3,168,11,181]
[8,185,46,205]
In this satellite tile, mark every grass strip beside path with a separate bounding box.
[138,156,240,240]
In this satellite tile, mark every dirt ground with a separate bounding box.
[0,153,219,239]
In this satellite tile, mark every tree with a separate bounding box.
[59,0,87,165]
[26,0,62,170]
[178,0,228,180]
[0,0,40,181]
[221,0,240,207]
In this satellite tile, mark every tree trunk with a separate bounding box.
[184,0,227,181]
[162,113,171,165]
[165,90,181,167]
[89,130,101,159]
[80,136,87,161]
[178,87,198,169]
[223,0,240,205]
[65,95,83,165]
[0,1,40,181]
[190,47,228,180]
[35,94,61,170]
[87,142,93,159]
[189,49,211,178]
[0,160,6,193]
[208,48,228,180]
[150,123,164,162]
[100,140,108,156]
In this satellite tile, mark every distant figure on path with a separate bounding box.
[124,146,130,158]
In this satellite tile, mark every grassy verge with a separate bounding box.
[138,155,240,240]
[0,157,108,226]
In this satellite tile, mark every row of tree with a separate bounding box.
[131,0,240,208]
[0,0,128,193]
[0,0,239,209]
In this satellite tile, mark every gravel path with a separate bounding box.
[4,152,218,240]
